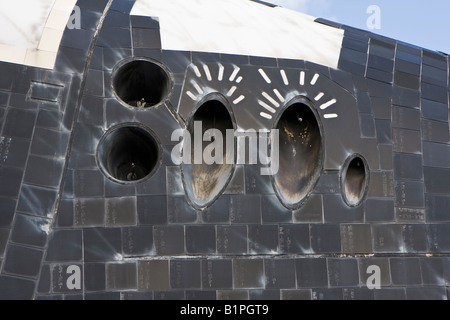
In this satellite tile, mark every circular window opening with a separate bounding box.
[112,59,171,109]
[182,97,236,209]
[97,125,161,184]
[342,155,369,207]
[272,98,323,209]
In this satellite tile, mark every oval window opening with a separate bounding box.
[112,60,170,109]
[342,155,368,207]
[182,98,235,209]
[273,100,323,209]
[97,125,160,184]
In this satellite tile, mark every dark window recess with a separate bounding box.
[341,155,369,207]
[112,59,170,108]
[182,98,235,210]
[272,100,323,210]
[97,125,160,184]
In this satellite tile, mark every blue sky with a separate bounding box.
[269,0,450,54]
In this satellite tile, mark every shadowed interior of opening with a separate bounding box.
[273,101,322,209]
[113,60,170,108]
[98,126,159,183]
[182,99,235,209]
[343,156,367,206]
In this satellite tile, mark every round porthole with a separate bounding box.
[97,124,161,184]
[182,95,236,210]
[272,97,323,210]
[112,59,171,109]
[341,154,369,207]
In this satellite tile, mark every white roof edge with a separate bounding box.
[0,0,344,69]
[0,0,76,69]
[131,0,344,69]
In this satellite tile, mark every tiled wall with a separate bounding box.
[0,0,449,300]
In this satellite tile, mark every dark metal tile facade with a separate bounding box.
[0,0,449,300]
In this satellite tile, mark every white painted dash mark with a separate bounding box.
[262,92,280,108]
[320,99,337,110]
[187,91,197,101]
[273,89,285,103]
[258,100,276,114]
[315,92,324,101]
[324,113,338,119]
[227,86,237,97]
[218,64,224,81]
[229,66,240,82]
[311,73,320,85]
[258,69,272,84]
[236,76,243,84]
[280,70,289,85]
[260,112,273,120]
[192,81,204,95]
[300,71,305,86]
[193,65,201,78]
[203,64,212,81]
[233,95,245,104]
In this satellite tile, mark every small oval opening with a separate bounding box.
[273,99,323,209]
[97,125,160,184]
[342,155,368,207]
[182,98,235,209]
[112,59,170,109]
